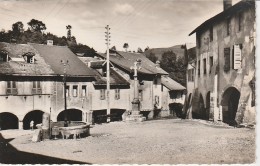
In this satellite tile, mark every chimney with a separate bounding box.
[155,60,160,68]
[47,40,53,46]
[223,0,232,10]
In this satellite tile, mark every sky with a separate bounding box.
[0,0,240,52]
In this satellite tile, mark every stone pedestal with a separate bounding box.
[125,99,146,122]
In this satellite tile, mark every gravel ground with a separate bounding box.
[0,119,256,164]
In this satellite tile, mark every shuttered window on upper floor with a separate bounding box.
[224,47,231,72]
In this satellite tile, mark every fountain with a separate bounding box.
[35,113,90,140]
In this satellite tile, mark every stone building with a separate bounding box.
[186,0,255,125]
[96,50,169,119]
[0,42,96,129]
[161,75,186,117]
[79,56,130,122]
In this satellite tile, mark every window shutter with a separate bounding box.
[224,48,230,72]
[100,89,105,100]
[233,45,242,70]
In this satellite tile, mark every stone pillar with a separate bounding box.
[42,113,50,139]
[126,61,145,122]
[86,111,93,125]
[148,110,154,119]
[19,120,23,130]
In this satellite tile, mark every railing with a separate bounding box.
[6,88,18,95]
[32,88,42,94]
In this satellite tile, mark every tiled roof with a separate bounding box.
[79,57,129,86]
[0,42,36,58]
[31,44,96,77]
[0,42,54,75]
[189,0,255,36]
[97,50,168,75]
[161,76,186,91]
[0,42,96,77]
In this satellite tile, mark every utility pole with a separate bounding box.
[61,60,69,127]
[105,25,111,122]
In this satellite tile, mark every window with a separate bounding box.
[32,81,41,94]
[238,12,242,32]
[100,89,105,100]
[198,60,200,76]
[138,90,143,101]
[203,58,206,74]
[73,85,78,97]
[65,85,70,97]
[188,69,194,82]
[227,18,231,36]
[6,81,18,95]
[0,52,8,62]
[115,89,120,100]
[209,56,213,74]
[210,26,213,42]
[82,85,87,97]
[224,47,231,72]
[161,84,163,92]
[23,52,35,64]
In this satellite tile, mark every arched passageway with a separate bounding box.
[221,87,240,126]
[23,110,44,130]
[92,109,126,123]
[192,94,206,119]
[57,109,83,122]
[205,91,211,120]
[0,112,19,130]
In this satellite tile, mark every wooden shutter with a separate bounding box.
[233,45,242,69]
[224,48,230,72]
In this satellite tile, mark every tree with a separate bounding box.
[12,21,24,34]
[27,19,46,33]
[146,52,158,63]
[66,25,72,39]
[144,46,149,52]
[137,47,143,53]
[160,51,177,73]
[69,43,96,57]
[160,51,186,86]
[111,46,116,51]
[123,43,129,52]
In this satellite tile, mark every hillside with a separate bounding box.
[144,45,185,60]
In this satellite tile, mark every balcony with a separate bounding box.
[6,88,18,95]
[32,88,42,94]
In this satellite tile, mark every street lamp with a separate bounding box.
[61,60,69,127]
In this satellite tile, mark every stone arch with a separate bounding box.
[0,112,19,130]
[23,110,44,130]
[57,108,83,122]
[221,87,240,126]
[193,93,206,120]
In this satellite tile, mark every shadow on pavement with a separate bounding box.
[0,133,90,164]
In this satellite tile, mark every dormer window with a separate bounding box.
[23,52,35,64]
[0,50,8,62]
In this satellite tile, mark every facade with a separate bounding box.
[79,56,130,122]
[161,75,186,117]
[0,42,96,130]
[186,0,255,125]
[96,50,169,119]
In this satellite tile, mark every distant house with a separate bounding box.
[161,76,186,117]
[79,56,130,122]
[187,0,255,125]
[0,42,96,130]
[96,50,170,119]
